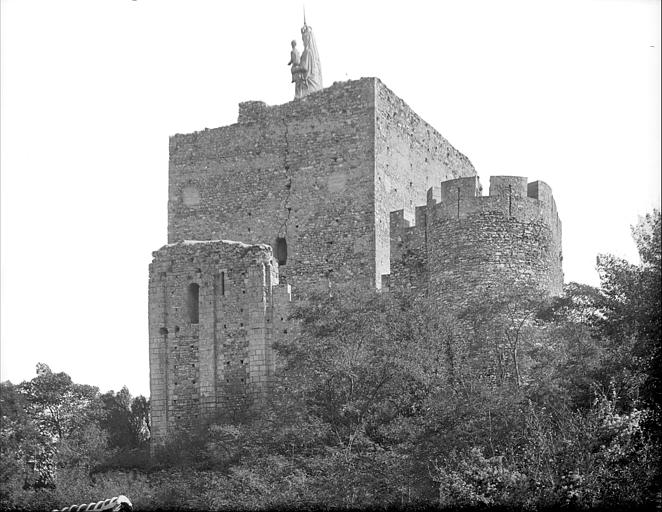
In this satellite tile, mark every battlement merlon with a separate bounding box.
[435,176,483,207]
[389,209,427,263]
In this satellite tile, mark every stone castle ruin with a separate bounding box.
[148,30,563,444]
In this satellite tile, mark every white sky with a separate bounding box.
[1,0,660,397]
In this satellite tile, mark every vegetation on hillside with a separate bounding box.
[1,210,660,511]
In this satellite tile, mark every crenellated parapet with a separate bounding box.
[386,175,563,306]
[424,176,561,240]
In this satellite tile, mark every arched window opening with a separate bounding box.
[186,283,200,324]
[275,237,287,266]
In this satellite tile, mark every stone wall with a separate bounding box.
[148,240,290,443]
[168,80,376,292]
[167,78,476,292]
[374,80,476,284]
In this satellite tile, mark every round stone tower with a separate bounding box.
[387,175,563,310]
[424,175,563,310]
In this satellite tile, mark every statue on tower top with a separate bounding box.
[289,12,323,99]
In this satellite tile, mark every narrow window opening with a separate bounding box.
[457,187,461,219]
[220,272,225,296]
[275,237,287,266]
[508,184,513,216]
[186,283,200,324]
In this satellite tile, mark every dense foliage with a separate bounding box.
[1,210,659,511]
[0,369,149,509]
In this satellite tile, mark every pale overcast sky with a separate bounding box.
[1,0,660,397]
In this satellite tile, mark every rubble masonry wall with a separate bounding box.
[148,240,290,443]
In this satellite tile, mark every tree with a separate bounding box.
[130,395,150,440]
[20,363,102,444]
[0,380,50,499]
[275,285,445,458]
[100,387,150,450]
[459,281,550,388]
[17,364,106,479]
[592,211,661,412]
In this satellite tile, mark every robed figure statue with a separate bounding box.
[291,23,323,99]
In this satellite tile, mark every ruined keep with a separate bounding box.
[148,241,291,442]
[149,77,563,444]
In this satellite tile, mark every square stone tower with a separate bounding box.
[167,78,476,290]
